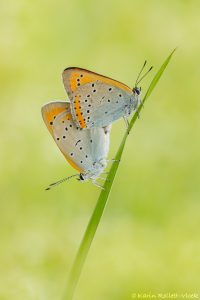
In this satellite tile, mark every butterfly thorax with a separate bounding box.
[126,87,141,115]
[79,159,107,181]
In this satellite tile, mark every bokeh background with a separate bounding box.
[1,0,200,299]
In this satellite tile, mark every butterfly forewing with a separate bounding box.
[62,67,133,129]
[42,101,83,172]
[41,101,69,134]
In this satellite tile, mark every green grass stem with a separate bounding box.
[63,49,176,300]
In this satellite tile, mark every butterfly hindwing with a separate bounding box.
[62,67,133,129]
[53,111,111,172]
[42,101,110,174]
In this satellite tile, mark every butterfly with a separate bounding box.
[41,101,111,189]
[62,62,152,129]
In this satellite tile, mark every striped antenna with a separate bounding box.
[135,61,153,87]
[136,66,153,85]
[45,174,79,190]
[135,60,147,87]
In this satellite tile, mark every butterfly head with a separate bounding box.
[133,86,141,96]
[78,159,107,182]
[78,171,98,182]
[78,173,86,181]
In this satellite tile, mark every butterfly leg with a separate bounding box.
[135,96,143,119]
[123,117,130,132]
[98,177,110,182]
[111,159,120,163]
[106,159,121,164]
[92,180,105,190]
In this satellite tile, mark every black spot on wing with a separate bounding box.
[75,140,81,146]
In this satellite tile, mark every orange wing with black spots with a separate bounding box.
[73,94,87,128]
[62,67,132,94]
[62,67,136,129]
[42,100,112,182]
[41,101,82,172]
[41,101,69,135]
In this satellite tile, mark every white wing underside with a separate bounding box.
[70,81,133,128]
[42,101,111,175]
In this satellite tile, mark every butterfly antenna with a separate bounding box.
[135,60,147,87]
[45,174,79,190]
[136,66,153,85]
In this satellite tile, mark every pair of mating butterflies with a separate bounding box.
[42,64,152,189]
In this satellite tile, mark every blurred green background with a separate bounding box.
[0,0,200,299]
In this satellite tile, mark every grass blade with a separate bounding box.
[63,49,176,300]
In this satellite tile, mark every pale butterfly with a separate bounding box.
[62,61,152,129]
[41,101,111,190]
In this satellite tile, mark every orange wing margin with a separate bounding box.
[62,67,132,95]
[41,101,69,135]
[41,101,82,172]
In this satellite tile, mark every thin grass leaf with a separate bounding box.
[63,49,176,300]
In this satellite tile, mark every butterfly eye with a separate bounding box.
[80,173,84,181]
[134,87,140,95]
